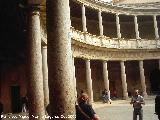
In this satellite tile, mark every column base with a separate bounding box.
[122,93,129,100]
[122,96,129,100]
[142,92,148,98]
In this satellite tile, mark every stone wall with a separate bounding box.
[0,64,27,113]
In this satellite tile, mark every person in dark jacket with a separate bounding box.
[76,93,99,120]
[155,93,160,120]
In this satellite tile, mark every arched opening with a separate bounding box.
[150,69,160,92]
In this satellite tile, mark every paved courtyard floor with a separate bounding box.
[1,96,159,120]
[93,96,159,120]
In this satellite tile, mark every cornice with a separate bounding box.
[72,41,160,61]
[73,0,160,15]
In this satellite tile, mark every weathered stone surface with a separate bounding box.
[42,46,49,108]
[27,6,45,120]
[47,0,75,118]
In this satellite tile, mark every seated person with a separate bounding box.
[76,93,99,120]
[102,89,111,104]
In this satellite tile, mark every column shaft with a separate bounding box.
[27,5,45,119]
[120,61,128,99]
[116,14,121,38]
[153,15,159,39]
[86,60,93,102]
[134,15,140,39]
[139,61,148,97]
[98,11,103,36]
[103,61,110,99]
[82,4,87,32]
[72,57,77,99]
[47,0,75,117]
[158,60,160,70]
[42,46,49,108]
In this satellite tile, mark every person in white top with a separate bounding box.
[130,90,145,120]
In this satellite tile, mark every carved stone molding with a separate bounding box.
[72,41,160,61]
[73,0,160,15]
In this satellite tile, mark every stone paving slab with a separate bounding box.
[1,97,159,120]
[93,98,159,120]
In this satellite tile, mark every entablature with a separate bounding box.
[72,42,160,61]
[73,0,160,15]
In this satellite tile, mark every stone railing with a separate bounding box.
[71,27,160,49]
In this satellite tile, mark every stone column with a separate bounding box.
[153,15,159,39]
[134,15,140,39]
[98,11,103,36]
[72,57,77,99]
[86,60,93,102]
[120,61,128,99]
[116,13,121,38]
[42,46,49,108]
[27,4,45,119]
[82,4,87,32]
[103,61,110,99]
[158,59,160,70]
[46,0,75,117]
[139,60,148,97]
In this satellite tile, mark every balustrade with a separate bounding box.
[70,27,159,49]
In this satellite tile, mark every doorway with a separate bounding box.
[11,86,21,113]
[150,69,160,92]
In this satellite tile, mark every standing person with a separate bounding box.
[76,93,99,120]
[21,96,28,112]
[155,93,160,120]
[130,90,145,120]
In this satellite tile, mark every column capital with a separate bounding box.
[98,10,102,13]
[103,60,108,63]
[28,4,41,16]
[28,0,42,5]
[86,59,90,62]
[153,14,157,17]
[81,3,85,7]
[116,13,120,16]
[28,4,41,11]
[42,46,47,49]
